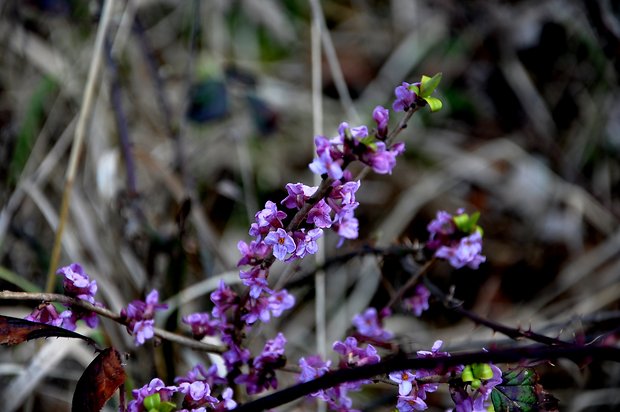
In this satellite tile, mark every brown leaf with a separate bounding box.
[0,314,96,346]
[72,347,126,412]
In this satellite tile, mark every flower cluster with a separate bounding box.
[26,263,102,331]
[309,117,405,179]
[127,366,237,412]
[352,307,392,341]
[426,209,486,269]
[120,289,168,345]
[449,363,502,411]
[403,284,431,317]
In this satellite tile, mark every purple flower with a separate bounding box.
[309,147,344,179]
[427,210,456,239]
[307,200,332,228]
[178,381,219,408]
[53,263,103,330]
[373,105,389,139]
[216,387,237,411]
[361,141,405,174]
[403,284,430,317]
[294,228,323,258]
[239,266,270,298]
[299,355,331,383]
[333,336,381,367]
[58,309,99,331]
[436,232,486,269]
[175,364,226,388]
[221,334,251,367]
[475,364,502,404]
[281,183,318,209]
[396,394,427,411]
[183,312,220,339]
[267,289,295,317]
[210,280,238,318]
[132,319,155,345]
[393,82,416,112]
[264,228,296,261]
[389,370,416,396]
[237,240,271,267]
[254,332,287,370]
[352,307,392,341]
[25,303,64,327]
[127,378,178,412]
[249,201,287,239]
[57,263,97,301]
[338,122,368,141]
[329,180,360,212]
[242,296,271,324]
[334,210,359,242]
[121,289,168,346]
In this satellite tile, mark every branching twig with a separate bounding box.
[423,277,570,347]
[232,344,620,411]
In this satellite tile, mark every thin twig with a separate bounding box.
[46,0,116,292]
[423,277,571,347]
[0,291,225,353]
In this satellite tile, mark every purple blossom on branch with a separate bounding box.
[352,307,392,341]
[127,378,178,412]
[121,289,168,346]
[403,284,430,317]
[264,228,296,261]
[436,231,486,269]
[29,263,104,331]
[373,105,389,139]
[393,82,417,112]
[25,303,63,327]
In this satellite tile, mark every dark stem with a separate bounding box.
[423,277,570,347]
[232,344,620,411]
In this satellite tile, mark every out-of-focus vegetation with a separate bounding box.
[0,0,619,411]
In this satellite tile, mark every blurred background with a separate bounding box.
[0,0,619,411]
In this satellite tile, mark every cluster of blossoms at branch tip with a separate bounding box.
[120,289,168,345]
[427,209,486,269]
[309,115,405,179]
[26,263,102,331]
[127,364,237,412]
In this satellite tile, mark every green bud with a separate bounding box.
[419,73,442,98]
[143,393,161,410]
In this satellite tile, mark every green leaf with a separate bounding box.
[491,368,542,412]
[423,96,443,112]
[419,72,442,97]
[453,211,481,234]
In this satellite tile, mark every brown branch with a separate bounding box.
[0,291,225,354]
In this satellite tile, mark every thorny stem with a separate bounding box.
[232,344,620,412]
[423,277,571,347]
[0,291,225,354]
[386,257,436,309]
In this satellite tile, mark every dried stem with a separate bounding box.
[0,291,225,353]
[46,0,116,293]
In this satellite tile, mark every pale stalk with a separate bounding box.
[45,0,116,292]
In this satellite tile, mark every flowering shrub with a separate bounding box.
[12,72,610,412]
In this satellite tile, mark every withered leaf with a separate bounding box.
[72,347,126,412]
[0,314,96,346]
